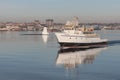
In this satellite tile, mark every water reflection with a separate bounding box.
[42,35,48,44]
[56,47,107,79]
[56,48,107,69]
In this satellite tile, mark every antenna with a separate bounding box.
[73,16,79,26]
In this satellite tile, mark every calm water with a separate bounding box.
[0,30,120,80]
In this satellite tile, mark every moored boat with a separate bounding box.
[42,27,49,35]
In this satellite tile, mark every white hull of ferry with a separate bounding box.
[55,32,107,48]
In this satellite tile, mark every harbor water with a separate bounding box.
[0,30,120,80]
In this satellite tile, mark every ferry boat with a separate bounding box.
[55,17,107,49]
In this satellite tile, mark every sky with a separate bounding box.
[0,0,120,23]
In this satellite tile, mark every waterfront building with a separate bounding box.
[46,19,54,27]
[6,23,21,31]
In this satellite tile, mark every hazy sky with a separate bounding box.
[0,0,120,23]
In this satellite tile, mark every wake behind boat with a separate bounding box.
[55,17,108,49]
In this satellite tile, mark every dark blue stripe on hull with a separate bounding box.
[59,42,107,48]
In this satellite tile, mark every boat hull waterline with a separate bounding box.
[55,32,107,49]
[55,17,108,49]
[58,42,107,49]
